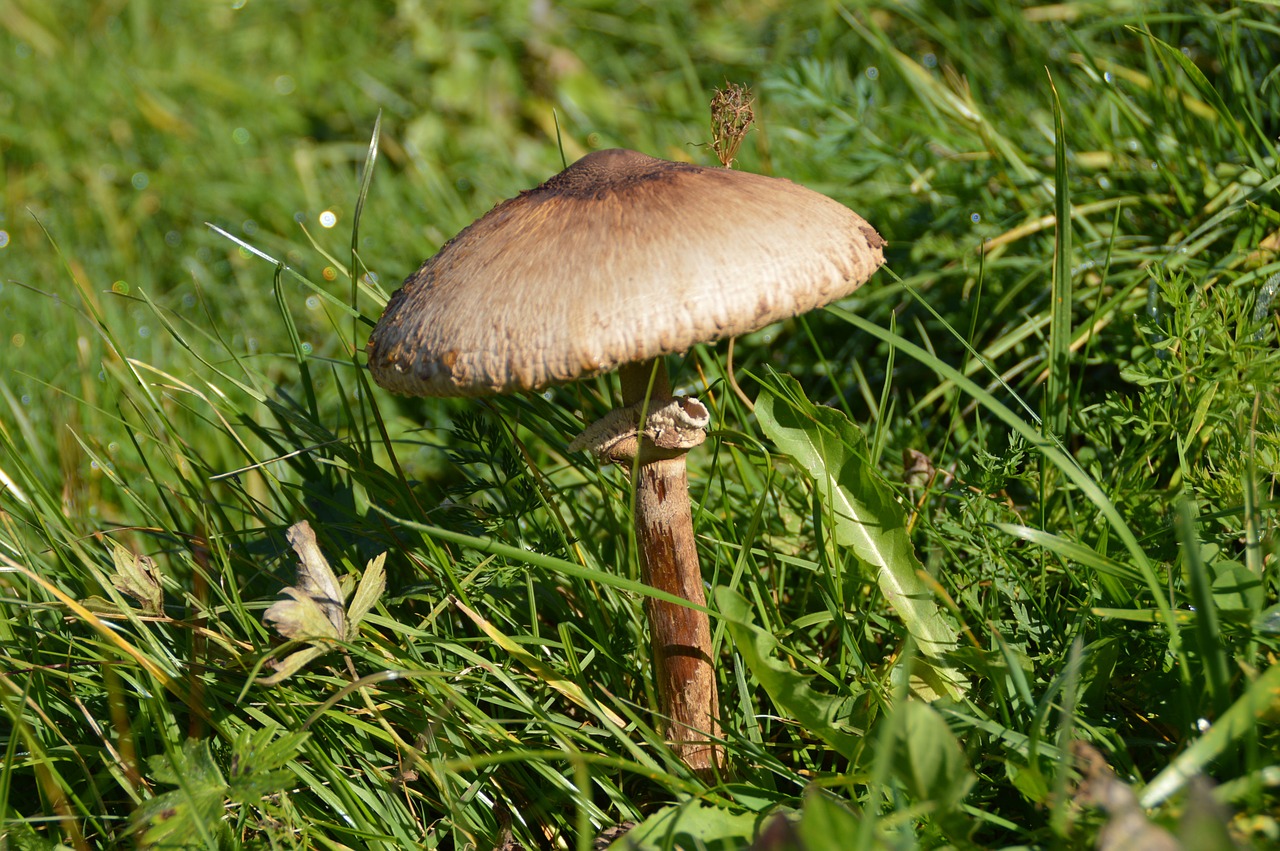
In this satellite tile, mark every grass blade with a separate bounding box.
[1046,70,1072,441]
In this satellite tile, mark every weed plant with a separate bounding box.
[1,2,1278,849]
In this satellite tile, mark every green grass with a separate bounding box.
[2,1,1279,848]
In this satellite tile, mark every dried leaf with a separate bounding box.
[903,447,955,492]
[110,542,164,615]
[284,521,344,636]
[258,520,388,686]
[709,82,754,167]
[1074,741,1181,851]
[263,588,341,642]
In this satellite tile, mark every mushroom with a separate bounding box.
[367,148,885,775]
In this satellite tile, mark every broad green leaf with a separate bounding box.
[796,788,863,851]
[715,587,860,761]
[1253,603,1280,635]
[611,800,759,850]
[894,700,975,812]
[226,728,307,801]
[1210,561,1263,615]
[227,769,299,802]
[132,732,307,847]
[1006,760,1050,803]
[756,376,965,700]
[0,820,65,850]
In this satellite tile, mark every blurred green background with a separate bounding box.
[3,0,870,381]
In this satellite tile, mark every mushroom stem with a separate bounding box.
[618,359,722,775]
[618,358,671,406]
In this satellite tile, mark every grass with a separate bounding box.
[2,1,1279,848]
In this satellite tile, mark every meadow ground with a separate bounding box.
[1,2,1278,848]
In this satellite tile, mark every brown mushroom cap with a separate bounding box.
[367,148,886,397]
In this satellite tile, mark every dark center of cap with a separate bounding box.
[531,148,704,200]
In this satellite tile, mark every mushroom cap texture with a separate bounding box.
[367,148,886,397]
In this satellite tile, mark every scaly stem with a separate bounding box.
[618,359,722,775]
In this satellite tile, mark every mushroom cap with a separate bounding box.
[367,148,886,397]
